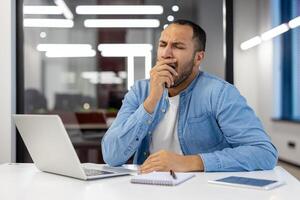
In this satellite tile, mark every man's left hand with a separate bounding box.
[139,150,204,174]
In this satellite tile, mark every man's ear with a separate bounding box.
[194,51,205,65]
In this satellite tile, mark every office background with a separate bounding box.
[17,0,232,163]
[0,0,300,177]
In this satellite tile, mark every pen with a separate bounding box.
[170,170,177,180]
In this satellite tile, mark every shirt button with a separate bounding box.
[162,108,166,113]
[165,96,168,100]
[135,137,139,141]
[147,120,151,124]
[148,131,151,135]
[143,152,147,156]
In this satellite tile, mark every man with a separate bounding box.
[102,19,278,173]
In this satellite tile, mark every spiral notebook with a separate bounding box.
[130,172,195,186]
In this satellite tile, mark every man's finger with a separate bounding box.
[143,152,161,162]
[141,166,161,174]
[157,70,175,83]
[155,64,178,76]
[141,154,160,166]
[140,163,162,174]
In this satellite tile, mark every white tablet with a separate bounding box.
[208,176,285,190]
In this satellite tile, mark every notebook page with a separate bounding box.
[131,172,195,186]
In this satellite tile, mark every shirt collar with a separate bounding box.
[162,70,202,100]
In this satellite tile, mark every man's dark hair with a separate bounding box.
[170,19,206,52]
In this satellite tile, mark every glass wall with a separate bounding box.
[20,0,226,163]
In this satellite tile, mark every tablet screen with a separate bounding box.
[214,176,277,187]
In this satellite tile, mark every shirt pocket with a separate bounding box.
[186,114,223,153]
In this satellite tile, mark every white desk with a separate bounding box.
[0,163,299,200]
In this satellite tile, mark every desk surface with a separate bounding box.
[0,163,299,200]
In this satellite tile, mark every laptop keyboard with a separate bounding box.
[83,167,113,177]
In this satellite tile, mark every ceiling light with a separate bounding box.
[84,19,160,28]
[118,71,127,79]
[45,49,96,57]
[36,44,95,58]
[37,44,92,51]
[76,5,163,15]
[288,16,300,29]
[24,19,74,28]
[54,0,74,19]
[240,17,300,50]
[83,103,90,110]
[240,36,262,50]
[23,6,62,15]
[261,24,289,41]
[98,44,152,56]
[167,15,174,22]
[89,77,123,85]
[81,72,99,79]
[40,32,47,38]
[172,5,179,12]
[81,71,123,85]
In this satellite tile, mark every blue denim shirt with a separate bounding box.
[102,71,278,171]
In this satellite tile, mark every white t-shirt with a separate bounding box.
[149,95,183,155]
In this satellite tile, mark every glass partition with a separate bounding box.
[20,0,227,163]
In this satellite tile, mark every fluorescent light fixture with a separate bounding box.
[37,44,92,51]
[118,71,127,79]
[36,44,95,58]
[98,44,152,56]
[54,0,74,19]
[89,78,122,84]
[167,15,174,22]
[82,72,97,79]
[98,43,153,89]
[76,5,163,15]
[45,49,96,57]
[81,71,123,84]
[240,36,262,50]
[23,6,63,15]
[288,16,300,29]
[172,5,179,12]
[240,17,300,51]
[261,24,289,41]
[84,19,160,28]
[82,71,120,82]
[24,18,74,28]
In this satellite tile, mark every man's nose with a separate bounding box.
[161,45,173,59]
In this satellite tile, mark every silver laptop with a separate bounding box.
[13,114,130,180]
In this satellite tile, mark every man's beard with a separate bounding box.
[170,59,195,88]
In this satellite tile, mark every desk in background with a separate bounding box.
[0,164,299,200]
[69,131,105,163]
